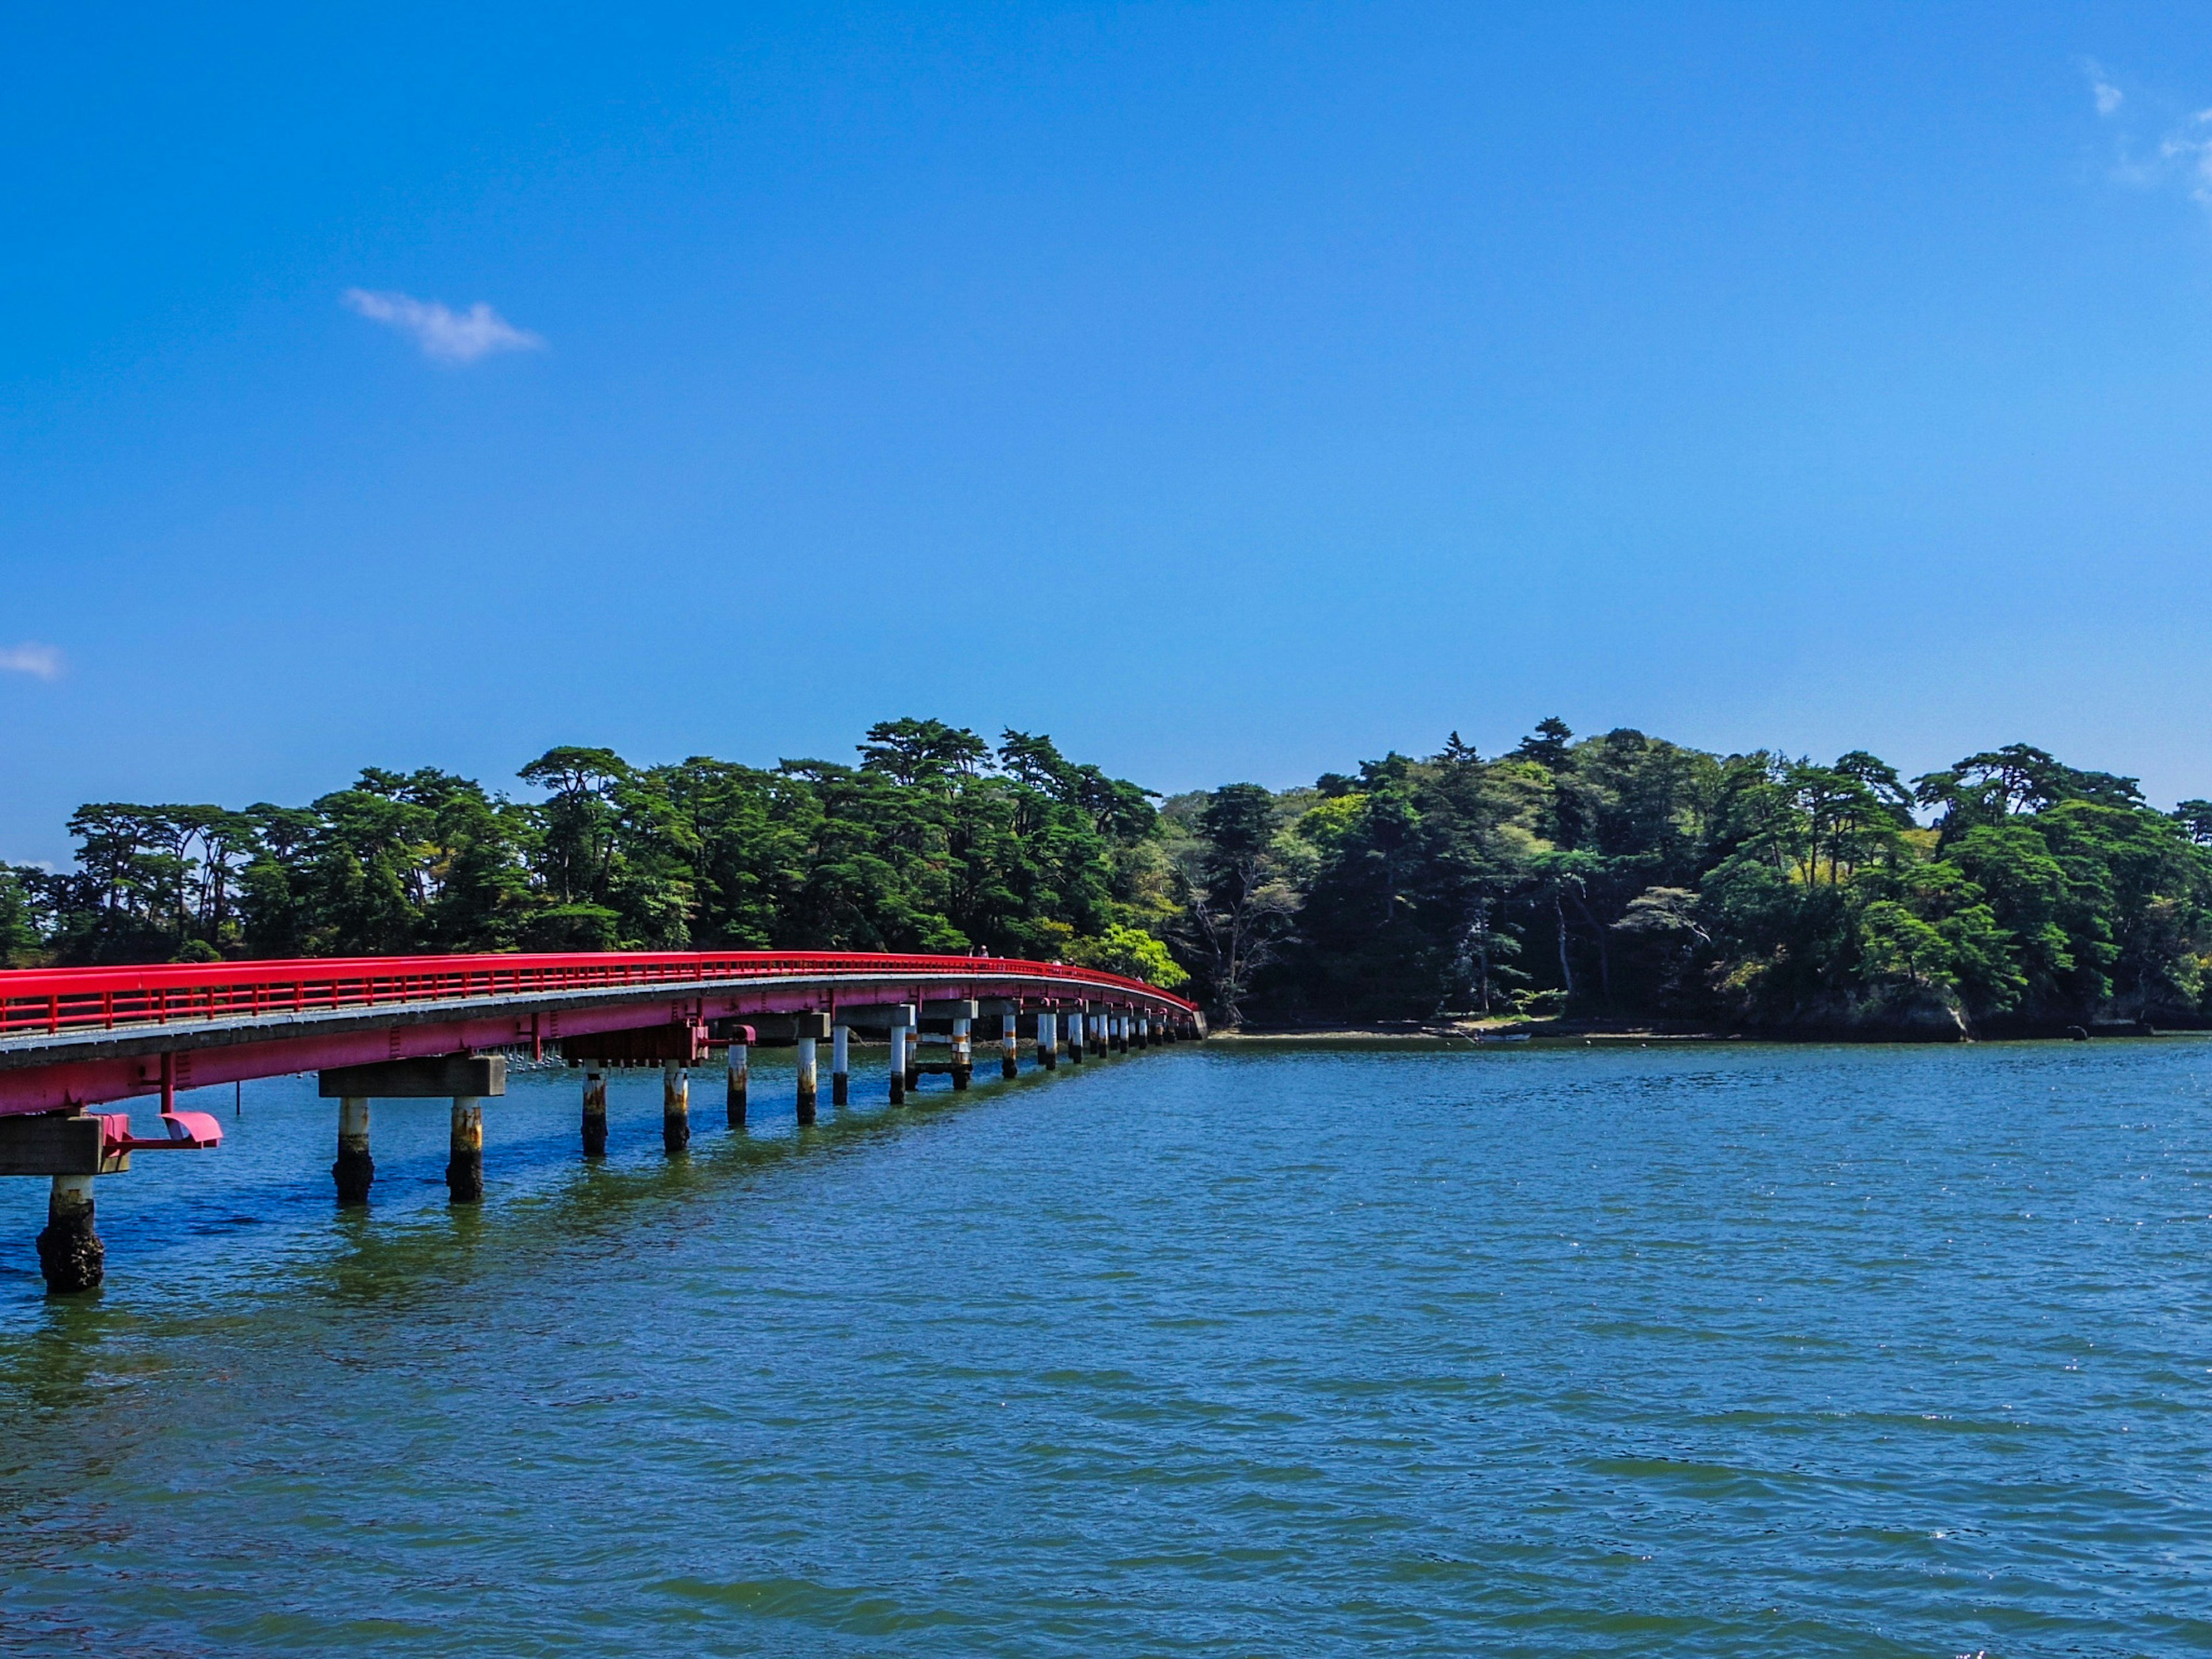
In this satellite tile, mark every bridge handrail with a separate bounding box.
[0,951,1198,1039]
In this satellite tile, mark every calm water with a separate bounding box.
[3,1038,2211,1656]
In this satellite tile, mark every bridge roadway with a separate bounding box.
[0,950,1203,1294]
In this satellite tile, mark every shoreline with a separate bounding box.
[1208,1017,2195,1046]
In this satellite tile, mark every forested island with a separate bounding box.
[5,717,2211,1039]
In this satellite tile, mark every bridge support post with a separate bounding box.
[1037,1010,1058,1070]
[1069,1006,1085,1064]
[889,1021,907,1105]
[1001,1012,1019,1079]
[446,1097,484,1203]
[726,1040,749,1128]
[1114,1013,1128,1053]
[662,1059,690,1155]
[582,1068,608,1157]
[832,1024,850,1107]
[1137,1016,1149,1050]
[334,1096,373,1204]
[951,1014,972,1091]
[794,1013,827,1124]
[36,1175,102,1295]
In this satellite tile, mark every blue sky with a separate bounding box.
[7,2,2212,861]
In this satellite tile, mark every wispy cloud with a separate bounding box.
[2085,62,2212,203]
[0,643,63,680]
[342,289,546,363]
[2087,59,2124,117]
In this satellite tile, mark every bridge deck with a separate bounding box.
[0,951,1197,1115]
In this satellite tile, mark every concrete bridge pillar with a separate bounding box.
[335,1096,373,1203]
[951,1014,973,1090]
[796,1013,827,1123]
[1001,1012,1019,1079]
[447,1097,484,1203]
[1069,1006,1086,1065]
[889,1020,908,1105]
[582,1069,608,1157]
[832,1022,851,1106]
[36,1175,102,1294]
[662,1059,690,1155]
[726,1040,748,1128]
[1037,1009,1058,1070]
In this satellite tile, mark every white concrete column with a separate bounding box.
[726,1042,748,1127]
[796,1036,819,1124]
[335,1094,373,1203]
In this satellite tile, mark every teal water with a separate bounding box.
[3,1039,2211,1656]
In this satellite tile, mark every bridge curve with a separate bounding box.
[0,949,1200,1116]
[1,951,1202,1295]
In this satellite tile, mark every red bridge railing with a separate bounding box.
[0,952,1198,1040]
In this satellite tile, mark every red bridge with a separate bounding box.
[0,950,1202,1296]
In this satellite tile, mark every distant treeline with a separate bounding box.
[7,717,2212,1036]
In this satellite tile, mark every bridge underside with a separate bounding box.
[0,953,1202,1296]
[0,970,1192,1117]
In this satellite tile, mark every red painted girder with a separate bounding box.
[0,949,1194,1040]
[0,961,1196,1115]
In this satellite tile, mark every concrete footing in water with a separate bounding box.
[334,1095,374,1205]
[662,1059,690,1155]
[582,1069,608,1157]
[37,1174,102,1294]
[726,1043,749,1128]
[446,1096,484,1202]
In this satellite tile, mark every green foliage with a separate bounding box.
[1173,721,2212,1033]
[14,715,2212,1035]
[1062,922,1191,990]
[13,721,1175,992]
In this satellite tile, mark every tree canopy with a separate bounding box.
[9,715,2207,1036]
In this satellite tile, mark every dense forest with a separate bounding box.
[6,717,2212,1037]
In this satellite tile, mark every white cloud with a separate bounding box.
[2086,60,2124,116]
[0,643,63,680]
[342,288,546,363]
[2161,115,2212,203]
